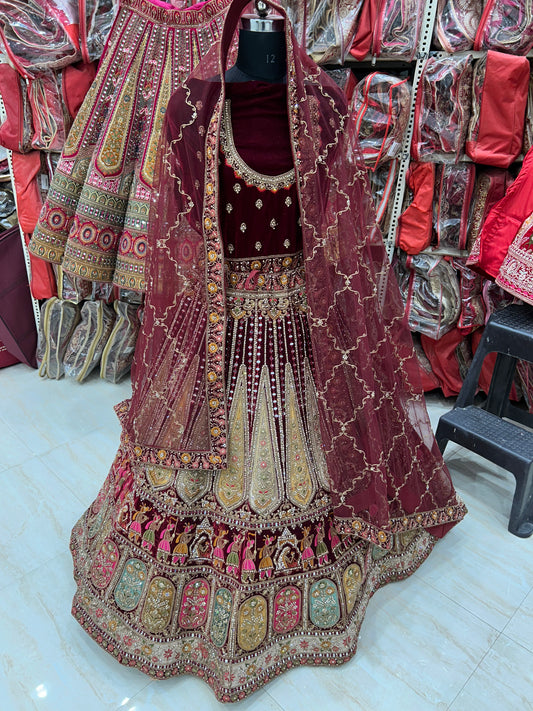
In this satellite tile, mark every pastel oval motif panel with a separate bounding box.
[309,578,340,629]
[114,558,147,611]
[210,587,233,648]
[343,563,363,613]
[90,539,119,589]
[141,576,175,633]
[273,586,301,634]
[179,578,210,630]
[237,595,268,651]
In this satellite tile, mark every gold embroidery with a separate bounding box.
[226,203,233,213]
[145,464,174,490]
[249,366,283,515]
[141,48,173,187]
[240,223,247,233]
[343,563,363,613]
[285,364,316,508]
[285,196,292,207]
[141,576,175,633]
[304,358,330,491]
[215,365,248,510]
[255,199,263,209]
[255,241,262,251]
[270,218,277,229]
[221,101,295,191]
[283,239,291,249]
[97,35,148,176]
[237,595,268,651]
[176,469,211,504]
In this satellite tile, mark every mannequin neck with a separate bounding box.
[226,29,286,83]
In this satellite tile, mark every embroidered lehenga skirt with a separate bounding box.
[69,81,463,702]
[29,0,231,292]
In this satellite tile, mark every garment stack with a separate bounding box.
[342,0,533,403]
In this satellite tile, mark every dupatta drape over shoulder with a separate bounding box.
[120,0,465,547]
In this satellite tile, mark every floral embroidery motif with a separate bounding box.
[309,579,341,629]
[255,199,263,209]
[114,558,147,611]
[285,196,292,207]
[141,576,175,633]
[285,364,316,507]
[249,366,283,515]
[270,218,277,229]
[215,365,247,510]
[283,239,291,249]
[255,241,262,251]
[273,586,301,633]
[237,595,268,651]
[90,539,119,589]
[179,578,210,629]
[210,587,233,647]
[226,203,233,213]
[240,222,247,232]
[176,469,211,503]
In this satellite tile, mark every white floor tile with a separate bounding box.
[0,365,130,456]
[266,576,498,711]
[0,457,84,590]
[503,587,533,654]
[448,634,533,711]
[41,426,120,505]
[120,678,284,711]
[0,416,34,471]
[0,553,151,711]
[415,451,533,631]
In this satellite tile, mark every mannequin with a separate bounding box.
[226,0,286,82]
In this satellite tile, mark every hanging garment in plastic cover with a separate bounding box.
[433,163,476,251]
[0,0,116,78]
[63,299,116,381]
[349,72,411,169]
[395,251,461,339]
[279,0,364,64]
[433,0,480,52]
[474,0,533,55]
[411,54,473,162]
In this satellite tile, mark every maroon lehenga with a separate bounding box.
[70,1,465,702]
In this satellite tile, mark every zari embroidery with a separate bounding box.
[221,100,295,192]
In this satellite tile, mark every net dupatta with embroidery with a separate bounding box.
[121,0,465,548]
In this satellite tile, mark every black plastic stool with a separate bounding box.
[435,303,533,538]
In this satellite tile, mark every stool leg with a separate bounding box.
[485,354,517,418]
[508,463,533,538]
[456,342,491,408]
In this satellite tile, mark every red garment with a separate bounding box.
[396,162,435,255]
[465,51,529,169]
[468,146,533,280]
[420,328,465,397]
[10,152,57,299]
[125,0,463,536]
[62,60,98,119]
[68,1,465,700]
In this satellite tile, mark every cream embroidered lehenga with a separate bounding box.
[69,0,466,702]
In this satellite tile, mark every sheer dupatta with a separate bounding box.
[122,0,465,547]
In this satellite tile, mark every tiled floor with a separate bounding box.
[1,363,532,711]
